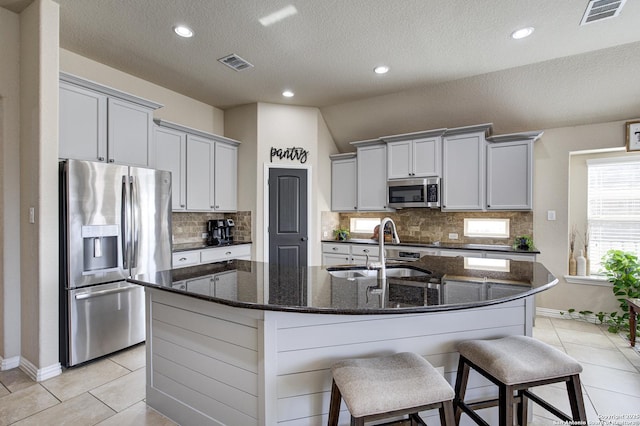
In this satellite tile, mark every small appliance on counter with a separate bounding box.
[206,218,235,246]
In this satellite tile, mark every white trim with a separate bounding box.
[1,355,20,371]
[19,357,62,382]
[587,155,640,165]
[536,307,605,324]
[563,275,612,287]
[263,163,313,267]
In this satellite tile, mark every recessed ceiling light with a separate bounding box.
[173,25,194,38]
[282,90,294,98]
[511,27,534,40]
[374,65,390,74]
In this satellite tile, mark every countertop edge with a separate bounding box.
[321,239,540,254]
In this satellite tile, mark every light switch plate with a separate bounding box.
[547,210,556,221]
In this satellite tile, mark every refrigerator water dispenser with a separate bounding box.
[81,225,119,273]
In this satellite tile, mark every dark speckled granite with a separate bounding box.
[322,239,540,254]
[129,255,556,315]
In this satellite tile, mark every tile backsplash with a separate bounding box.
[172,211,252,244]
[328,209,533,245]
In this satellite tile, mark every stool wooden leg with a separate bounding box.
[517,389,528,426]
[566,374,587,422]
[440,400,456,426]
[328,380,341,426]
[498,384,514,426]
[351,416,364,426]
[454,356,471,424]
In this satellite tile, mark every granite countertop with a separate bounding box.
[129,255,556,315]
[173,241,252,252]
[321,239,540,254]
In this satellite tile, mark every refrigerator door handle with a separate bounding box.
[74,284,140,300]
[121,175,130,269]
[130,176,139,269]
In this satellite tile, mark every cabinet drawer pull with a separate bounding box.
[363,249,369,253]
[179,257,187,261]
[225,251,232,255]
[332,247,338,251]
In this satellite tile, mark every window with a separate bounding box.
[463,218,510,238]
[587,157,640,274]
[349,217,381,234]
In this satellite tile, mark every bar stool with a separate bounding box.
[328,352,455,426]
[454,335,586,426]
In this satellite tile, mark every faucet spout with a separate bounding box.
[378,217,400,281]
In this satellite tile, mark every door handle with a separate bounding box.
[301,237,308,241]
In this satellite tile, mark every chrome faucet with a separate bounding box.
[368,217,400,280]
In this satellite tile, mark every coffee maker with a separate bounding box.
[206,219,235,246]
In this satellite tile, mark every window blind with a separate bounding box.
[587,158,640,274]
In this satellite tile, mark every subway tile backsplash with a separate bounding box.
[172,211,252,245]
[330,209,533,246]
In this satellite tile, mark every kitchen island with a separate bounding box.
[130,255,557,426]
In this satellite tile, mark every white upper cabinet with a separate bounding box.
[59,82,107,162]
[442,124,492,211]
[486,132,542,211]
[154,119,240,212]
[154,126,187,210]
[186,134,215,211]
[383,130,445,179]
[330,153,357,211]
[353,141,389,211]
[59,72,162,167]
[213,141,238,212]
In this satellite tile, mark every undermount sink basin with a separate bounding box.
[328,267,430,279]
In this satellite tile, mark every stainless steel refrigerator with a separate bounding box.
[59,159,172,366]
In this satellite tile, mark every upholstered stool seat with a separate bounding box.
[454,335,587,426]
[328,352,455,426]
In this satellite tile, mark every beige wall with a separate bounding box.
[60,49,225,135]
[534,120,640,314]
[19,0,60,375]
[0,6,21,366]
[225,102,338,265]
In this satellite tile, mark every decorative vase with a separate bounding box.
[576,250,586,276]
[569,251,577,275]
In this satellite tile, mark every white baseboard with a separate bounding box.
[536,307,601,323]
[0,355,20,371]
[20,357,62,382]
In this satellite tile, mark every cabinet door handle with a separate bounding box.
[109,159,115,163]
[180,204,185,208]
[98,156,105,161]
[215,205,220,209]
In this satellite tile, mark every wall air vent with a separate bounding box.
[580,0,627,25]
[217,54,254,71]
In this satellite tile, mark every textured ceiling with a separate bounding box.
[3,0,640,151]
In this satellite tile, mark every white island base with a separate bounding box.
[145,288,534,426]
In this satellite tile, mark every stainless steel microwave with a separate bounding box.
[387,177,440,208]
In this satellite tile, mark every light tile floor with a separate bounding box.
[0,317,638,425]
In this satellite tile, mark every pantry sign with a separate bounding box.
[270,146,309,164]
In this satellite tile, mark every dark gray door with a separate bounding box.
[269,168,308,267]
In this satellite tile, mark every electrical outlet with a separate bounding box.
[202,232,208,239]
[547,210,556,221]
[448,233,458,240]
[29,207,35,224]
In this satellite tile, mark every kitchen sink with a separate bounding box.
[328,267,430,279]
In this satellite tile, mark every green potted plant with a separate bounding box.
[600,249,640,333]
[333,227,350,241]
[513,235,534,251]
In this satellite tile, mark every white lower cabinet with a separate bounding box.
[184,270,238,300]
[321,243,379,266]
[172,244,252,269]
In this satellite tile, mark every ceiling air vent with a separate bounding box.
[580,0,627,25]
[217,54,254,71]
